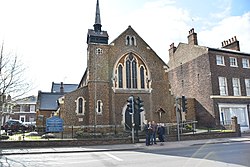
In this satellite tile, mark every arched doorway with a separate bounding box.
[123,105,145,131]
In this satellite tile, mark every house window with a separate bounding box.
[76,97,85,115]
[232,78,241,96]
[96,100,103,115]
[219,104,248,128]
[219,77,228,95]
[242,58,250,68]
[230,57,238,67]
[245,79,250,96]
[20,115,25,122]
[216,55,225,65]
[20,105,25,112]
[29,117,35,122]
[30,105,35,112]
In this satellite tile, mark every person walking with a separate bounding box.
[151,121,157,145]
[144,121,152,146]
[157,123,165,145]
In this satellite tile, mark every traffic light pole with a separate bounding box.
[131,97,135,144]
[176,97,180,141]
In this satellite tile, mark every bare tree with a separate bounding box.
[0,42,31,99]
[0,41,32,135]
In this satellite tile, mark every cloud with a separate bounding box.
[110,0,192,62]
[210,0,232,19]
[199,12,250,52]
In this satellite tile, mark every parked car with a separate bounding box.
[23,122,36,131]
[4,119,28,132]
[41,133,55,139]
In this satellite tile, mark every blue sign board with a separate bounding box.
[46,116,64,132]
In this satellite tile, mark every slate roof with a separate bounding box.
[15,95,37,105]
[51,82,78,93]
[38,92,63,111]
[87,29,109,38]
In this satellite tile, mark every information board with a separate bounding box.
[46,116,64,132]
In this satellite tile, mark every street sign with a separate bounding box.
[46,116,64,132]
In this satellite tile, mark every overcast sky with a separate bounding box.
[0,0,249,96]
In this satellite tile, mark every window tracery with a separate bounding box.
[114,52,149,90]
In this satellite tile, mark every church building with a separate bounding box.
[58,0,176,135]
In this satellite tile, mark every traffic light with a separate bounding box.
[135,96,144,113]
[182,95,187,112]
[127,95,134,113]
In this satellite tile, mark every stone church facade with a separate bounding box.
[58,0,175,135]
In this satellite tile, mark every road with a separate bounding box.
[0,141,249,167]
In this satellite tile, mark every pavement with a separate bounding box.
[1,134,250,156]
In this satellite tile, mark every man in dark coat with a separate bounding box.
[157,123,165,145]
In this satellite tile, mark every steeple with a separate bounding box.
[94,0,102,32]
[86,0,109,44]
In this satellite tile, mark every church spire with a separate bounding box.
[87,0,108,44]
[94,0,102,32]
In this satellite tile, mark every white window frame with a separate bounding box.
[216,55,225,66]
[95,48,103,55]
[218,103,249,131]
[229,57,238,67]
[232,78,241,96]
[245,79,250,96]
[218,77,228,96]
[75,97,85,115]
[96,100,103,115]
[20,105,25,112]
[30,105,36,113]
[20,115,25,122]
[242,58,250,68]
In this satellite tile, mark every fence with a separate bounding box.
[2,117,241,142]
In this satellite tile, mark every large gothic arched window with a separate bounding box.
[114,52,150,90]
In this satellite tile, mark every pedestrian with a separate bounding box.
[151,121,157,145]
[157,123,165,145]
[144,121,152,146]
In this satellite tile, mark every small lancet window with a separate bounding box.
[126,36,130,45]
[76,97,85,115]
[96,100,103,114]
[118,64,123,88]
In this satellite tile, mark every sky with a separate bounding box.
[0,0,250,96]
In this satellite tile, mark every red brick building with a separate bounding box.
[58,0,175,135]
[168,28,250,132]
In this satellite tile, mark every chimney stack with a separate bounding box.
[221,36,240,51]
[187,28,198,45]
[169,42,176,59]
[60,82,64,93]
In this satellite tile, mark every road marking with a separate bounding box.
[104,152,123,161]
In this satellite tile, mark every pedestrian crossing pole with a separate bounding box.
[131,97,135,144]
[176,97,180,141]
[127,95,135,143]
